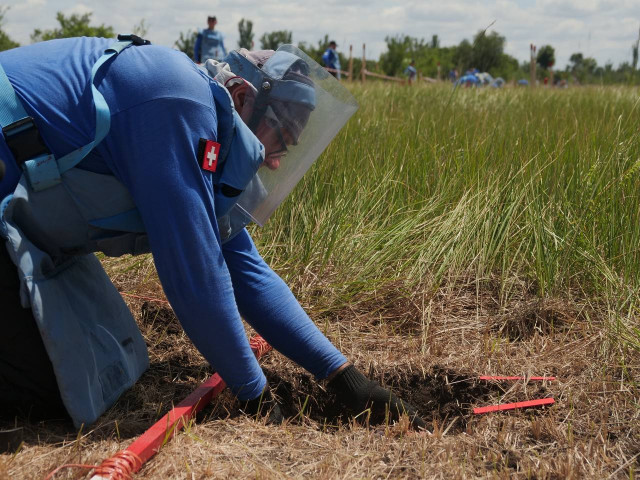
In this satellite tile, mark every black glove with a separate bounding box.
[239,386,284,425]
[328,364,426,430]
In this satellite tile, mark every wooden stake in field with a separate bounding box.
[530,43,537,87]
[361,43,366,83]
[348,44,353,81]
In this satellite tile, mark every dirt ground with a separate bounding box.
[1,263,638,479]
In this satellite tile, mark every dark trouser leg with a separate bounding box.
[0,243,67,420]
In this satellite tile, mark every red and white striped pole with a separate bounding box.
[46,335,272,480]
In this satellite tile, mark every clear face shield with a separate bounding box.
[225,45,358,228]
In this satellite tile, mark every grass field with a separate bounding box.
[2,82,639,479]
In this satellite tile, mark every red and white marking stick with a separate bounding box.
[479,376,556,381]
[473,397,555,415]
[86,335,272,480]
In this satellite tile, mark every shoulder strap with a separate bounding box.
[56,38,136,175]
[0,36,149,192]
[0,63,29,127]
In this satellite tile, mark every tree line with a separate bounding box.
[1,9,638,85]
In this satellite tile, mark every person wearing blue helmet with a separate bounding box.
[322,41,341,79]
[194,16,227,63]
[0,36,426,430]
[405,60,417,85]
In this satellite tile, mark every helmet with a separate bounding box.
[221,44,358,230]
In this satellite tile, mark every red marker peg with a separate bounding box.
[479,376,556,381]
[473,398,555,414]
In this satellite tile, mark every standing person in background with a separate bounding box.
[194,15,227,63]
[404,60,417,85]
[322,40,341,79]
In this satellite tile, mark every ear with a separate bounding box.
[229,82,254,119]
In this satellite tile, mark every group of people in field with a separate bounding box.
[193,14,343,80]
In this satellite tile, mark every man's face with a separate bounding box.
[208,18,217,29]
[255,106,295,170]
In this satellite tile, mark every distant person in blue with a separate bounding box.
[404,60,417,85]
[0,36,425,430]
[322,40,341,79]
[194,15,227,63]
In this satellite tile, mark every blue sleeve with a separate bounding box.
[194,31,202,62]
[98,97,266,400]
[322,50,329,66]
[222,229,347,379]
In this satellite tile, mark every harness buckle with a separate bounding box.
[117,34,151,46]
[1,117,50,165]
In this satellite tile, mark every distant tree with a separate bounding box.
[536,45,555,69]
[453,38,473,71]
[569,52,584,72]
[0,7,19,51]
[430,34,439,49]
[468,30,506,72]
[582,57,598,75]
[175,29,197,58]
[132,18,149,39]
[298,34,330,64]
[31,12,114,42]
[259,30,292,50]
[238,18,254,49]
[379,35,426,76]
[567,52,599,82]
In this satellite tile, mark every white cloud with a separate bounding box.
[1,0,638,69]
[63,3,93,16]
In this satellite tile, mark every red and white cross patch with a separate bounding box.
[200,139,221,172]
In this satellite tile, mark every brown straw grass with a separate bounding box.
[2,255,638,479]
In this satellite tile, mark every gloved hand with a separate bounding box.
[239,386,284,425]
[327,364,426,430]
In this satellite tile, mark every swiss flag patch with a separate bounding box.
[198,138,220,172]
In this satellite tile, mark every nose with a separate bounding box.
[264,156,281,170]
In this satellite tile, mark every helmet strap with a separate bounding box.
[247,79,273,133]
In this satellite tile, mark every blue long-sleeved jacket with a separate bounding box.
[194,29,226,63]
[0,37,345,406]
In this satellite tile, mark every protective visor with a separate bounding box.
[225,45,358,226]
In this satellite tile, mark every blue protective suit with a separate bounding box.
[0,37,346,426]
[194,29,227,63]
[404,65,417,81]
[322,47,340,71]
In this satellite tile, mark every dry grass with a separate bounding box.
[1,255,638,479]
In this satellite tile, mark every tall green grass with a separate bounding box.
[251,83,640,347]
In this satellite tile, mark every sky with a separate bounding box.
[2,0,639,70]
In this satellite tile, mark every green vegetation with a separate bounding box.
[259,30,292,50]
[536,44,555,71]
[175,29,197,58]
[253,83,640,351]
[30,12,114,43]
[0,6,19,51]
[237,18,254,50]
